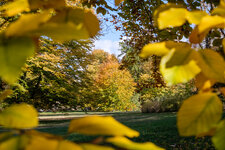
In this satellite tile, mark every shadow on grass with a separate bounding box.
[36,112,215,150]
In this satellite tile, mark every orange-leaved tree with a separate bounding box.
[81,50,137,111]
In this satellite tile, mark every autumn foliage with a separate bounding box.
[80,50,137,111]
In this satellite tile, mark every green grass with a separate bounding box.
[37,112,215,150]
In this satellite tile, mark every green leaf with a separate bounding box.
[36,8,100,42]
[0,103,38,129]
[160,49,201,85]
[68,116,139,138]
[177,93,223,136]
[212,120,225,150]
[197,49,225,83]
[0,0,30,16]
[0,36,35,84]
[106,136,165,150]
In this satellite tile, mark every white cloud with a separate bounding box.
[94,40,121,56]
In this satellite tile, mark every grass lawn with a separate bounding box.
[37,112,214,150]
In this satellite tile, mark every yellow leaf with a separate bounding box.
[197,127,217,137]
[6,10,52,37]
[0,36,35,84]
[0,0,30,16]
[160,50,201,86]
[153,3,184,27]
[165,47,198,68]
[197,49,225,83]
[57,140,82,150]
[198,15,225,34]
[186,11,208,25]
[158,8,187,29]
[177,92,223,136]
[106,136,165,150]
[0,135,29,150]
[115,0,124,6]
[189,26,209,44]
[0,89,13,101]
[25,130,63,141]
[68,116,139,138]
[212,120,225,150]
[140,42,170,57]
[195,73,215,92]
[25,130,82,150]
[140,41,190,58]
[154,4,208,28]
[80,144,114,150]
[36,8,100,42]
[28,0,66,9]
[0,103,38,129]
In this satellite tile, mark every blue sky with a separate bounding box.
[93,2,122,57]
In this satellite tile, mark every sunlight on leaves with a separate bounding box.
[0,36,35,84]
[177,93,223,136]
[0,103,38,129]
[106,136,165,150]
[68,116,139,138]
